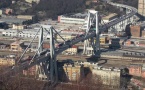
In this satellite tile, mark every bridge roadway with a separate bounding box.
[9,1,138,75]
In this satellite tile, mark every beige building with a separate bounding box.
[62,64,84,82]
[12,24,27,30]
[138,0,145,18]
[102,13,118,23]
[62,45,78,55]
[0,9,2,16]
[0,57,15,66]
[10,41,25,51]
[92,66,121,88]
[17,15,35,20]
[57,33,76,41]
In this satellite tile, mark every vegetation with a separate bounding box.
[25,0,86,20]
[112,0,138,8]
[0,0,12,8]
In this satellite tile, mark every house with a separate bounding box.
[0,43,9,50]
[10,41,26,51]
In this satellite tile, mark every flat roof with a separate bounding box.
[0,17,28,24]
[61,12,87,19]
[103,13,117,20]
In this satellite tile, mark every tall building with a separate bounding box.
[138,0,145,19]
[62,64,84,82]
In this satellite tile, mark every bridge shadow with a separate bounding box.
[85,55,107,65]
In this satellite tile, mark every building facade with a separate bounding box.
[10,41,25,51]
[62,64,84,82]
[130,25,141,37]
[92,66,121,89]
[62,45,78,55]
[138,0,145,19]
[0,57,15,66]
[128,64,142,77]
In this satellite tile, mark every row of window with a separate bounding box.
[3,34,39,38]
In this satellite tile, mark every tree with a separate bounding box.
[0,66,45,90]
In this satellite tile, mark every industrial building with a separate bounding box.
[58,13,87,25]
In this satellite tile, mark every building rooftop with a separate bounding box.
[61,12,87,19]
[103,13,117,20]
[0,16,28,24]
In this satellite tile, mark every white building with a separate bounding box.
[92,66,121,88]
[58,13,87,25]
[1,29,50,39]
[25,0,40,3]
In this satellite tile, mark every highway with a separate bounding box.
[5,0,138,76]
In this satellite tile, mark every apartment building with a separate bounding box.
[92,66,121,89]
[138,0,145,19]
[62,64,84,82]
[10,41,26,51]
[0,57,15,66]
[128,64,142,77]
[62,45,78,55]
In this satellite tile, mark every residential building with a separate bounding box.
[56,33,76,41]
[12,24,27,30]
[1,29,50,39]
[128,64,142,77]
[62,64,84,82]
[142,30,145,37]
[102,13,118,23]
[62,45,78,55]
[138,0,145,19]
[130,25,141,37]
[75,61,98,72]
[10,41,26,51]
[100,36,108,44]
[23,66,36,76]
[142,64,145,78]
[0,57,15,66]
[0,43,9,50]
[92,66,121,89]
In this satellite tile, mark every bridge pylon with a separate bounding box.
[83,10,100,57]
[36,25,58,83]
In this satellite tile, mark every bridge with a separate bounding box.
[2,0,138,87]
